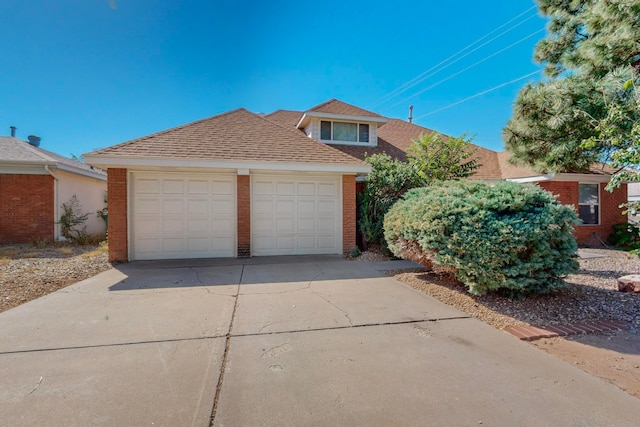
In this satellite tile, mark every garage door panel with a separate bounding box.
[318,200,336,215]
[188,199,210,214]
[163,199,185,214]
[253,199,274,215]
[163,180,184,194]
[252,174,341,256]
[212,217,235,234]
[188,180,209,194]
[213,199,235,215]
[212,180,234,195]
[297,236,316,249]
[297,200,315,214]
[318,217,335,232]
[297,182,315,196]
[253,181,273,196]
[276,182,295,196]
[297,218,315,232]
[276,218,295,233]
[318,183,337,196]
[162,238,186,252]
[275,236,295,250]
[162,219,185,235]
[136,199,160,214]
[276,200,294,214]
[136,219,161,236]
[136,179,159,194]
[187,218,209,234]
[132,173,236,260]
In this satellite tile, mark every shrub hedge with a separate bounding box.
[384,180,580,296]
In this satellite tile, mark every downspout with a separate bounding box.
[44,165,60,241]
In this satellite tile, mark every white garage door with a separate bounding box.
[252,174,341,256]
[132,172,236,260]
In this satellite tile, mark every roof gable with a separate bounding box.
[307,99,383,118]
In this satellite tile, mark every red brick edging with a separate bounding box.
[504,320,629,341]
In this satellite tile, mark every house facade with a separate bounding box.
[0,135,107,244]
[86,99,626,262]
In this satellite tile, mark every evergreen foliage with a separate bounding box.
[358,133,479,250]
[384,181,580,297]
[504,0,640,176]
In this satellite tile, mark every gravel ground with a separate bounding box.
[388,248,640,330]
[0,243,111,313]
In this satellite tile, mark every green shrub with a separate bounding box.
[608,222,640,250]
[59,195,90,242]
[384,180,580,297]
[358,154,419,251]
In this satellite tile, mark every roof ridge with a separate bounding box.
[305,98,338,112]
[87,108,249,155]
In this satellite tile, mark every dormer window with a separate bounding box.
[320,121,369,143]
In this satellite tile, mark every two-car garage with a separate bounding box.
[130,171,342,260]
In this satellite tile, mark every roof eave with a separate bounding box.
[296,112,388,129]
[84,155,370,175]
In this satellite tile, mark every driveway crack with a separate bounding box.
[311,290,354,327]
[209,265,242,426]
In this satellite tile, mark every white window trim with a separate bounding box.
[578,182,601,226]
[319,120,374,147]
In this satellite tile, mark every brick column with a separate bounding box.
[342,175,356,254]
[237,175,251,257]
[107,168,128,262]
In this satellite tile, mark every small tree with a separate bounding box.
[408,132,480,183]
[358,132,480,250]
[59,195,90,241]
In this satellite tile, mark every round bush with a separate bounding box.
[384,180,580,296]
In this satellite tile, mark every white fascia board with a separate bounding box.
[56,163,107,181]
[553,173,612,183]
[296,112,388,129]
[506,174,555,183]
[84,155,371,174]
[506,173,613,184]
[0,163,50,174]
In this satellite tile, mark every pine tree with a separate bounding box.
[504,0,640,175]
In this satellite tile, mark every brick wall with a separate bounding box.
[342,175,356,254]
[107,168,128,262]
[237,175,251,257]
[538,181,627,246]
[0,174,54,244]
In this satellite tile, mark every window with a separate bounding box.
[320,120,370,144]
[578,183,599,225]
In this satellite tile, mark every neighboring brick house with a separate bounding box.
[0,135,107,244]
[85,99,626,262]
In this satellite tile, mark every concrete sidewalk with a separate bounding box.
[1,257,639,426]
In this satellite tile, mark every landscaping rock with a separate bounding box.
[618,275,640,293]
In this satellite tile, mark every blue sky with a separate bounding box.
[1,1,547,157]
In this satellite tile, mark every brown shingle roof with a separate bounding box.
[264,110,303,128]
[88,108,364,166]
[329,118,502,180]
[307,99,383,118]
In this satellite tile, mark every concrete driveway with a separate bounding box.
[1,256,639,426]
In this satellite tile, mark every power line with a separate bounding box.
[384,28,545,110]
[414,70,542,120]
[372,5,539,109]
